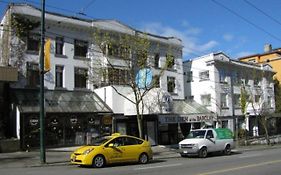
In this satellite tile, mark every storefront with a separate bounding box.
[114,99,214,145]
[11,89,113,149]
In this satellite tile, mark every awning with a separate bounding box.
[11,89,113,113]
[158,100,214,124]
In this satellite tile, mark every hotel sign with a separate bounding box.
[158,114,213,124]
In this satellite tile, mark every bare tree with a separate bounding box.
[87,28,174,138]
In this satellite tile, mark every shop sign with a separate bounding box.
[70,118,78,124]
[103,116,112,125]
[29,118,39,126]
[159,114,213,124]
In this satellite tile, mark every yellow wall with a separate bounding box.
[240,52,281,84]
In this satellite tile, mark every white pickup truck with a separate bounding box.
[178,128,235,158]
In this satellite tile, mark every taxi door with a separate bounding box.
[103,137,124,163]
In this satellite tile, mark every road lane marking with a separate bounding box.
[197,159,281,175]
[134,163,182,170]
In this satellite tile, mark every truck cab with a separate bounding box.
[178,128,234,158]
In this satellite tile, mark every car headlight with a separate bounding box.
[83,148,94,155]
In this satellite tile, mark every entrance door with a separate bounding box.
[147,121,156,146]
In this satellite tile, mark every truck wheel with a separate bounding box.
[224,145,231,155]
[199,147,208,158]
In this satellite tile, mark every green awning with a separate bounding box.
[11,89,112,113]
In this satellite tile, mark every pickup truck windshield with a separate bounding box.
[186,130,206,139]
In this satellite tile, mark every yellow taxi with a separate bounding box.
[70,133,153,168]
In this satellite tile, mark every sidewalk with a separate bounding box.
[0,144,281,169]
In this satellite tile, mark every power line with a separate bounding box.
[211,0,281,43]
[78,0,97,16]
[243,0,281,27]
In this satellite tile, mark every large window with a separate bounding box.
[167,76,176,93]
[166,54,175,69]
[27,62,39,87]
[55,37,64,55]
[107,68,129,85]
[74,67,88,88]
[154,53,160,68]
[220,93,228,108]
[219,69,227,83]
[74,39,88,58]
[152,75,160,88]
[55,65,64,88]
[199,71,209,81]
[201,94,211,106]
[186,71,193,82]
[234,94,241,108]
[27,34,40,53]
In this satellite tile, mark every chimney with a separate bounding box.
[264,44,272,52]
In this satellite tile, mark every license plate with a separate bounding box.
[183,151,188,154]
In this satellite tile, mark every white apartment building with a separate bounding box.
[0,3,204,147]
[183,52,275,134]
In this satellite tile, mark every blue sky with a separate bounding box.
[1,0,281,61]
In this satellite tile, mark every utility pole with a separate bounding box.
[39,0,46,164]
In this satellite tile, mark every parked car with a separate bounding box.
[178,128,235,158]
[70,133,153,167]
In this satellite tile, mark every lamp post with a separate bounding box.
[39,0,46,164]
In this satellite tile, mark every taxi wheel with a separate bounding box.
[139,153,149,164]
[92,155,105,168]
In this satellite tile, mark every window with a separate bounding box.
[153,75,160,88]
[234,94,241,108]
[186,71,193,82]
[248,58,256,63]
[55,65,64,88]
[201,94,211,106]
[199,71,209,81]
[267,96,272,107]
[136,50,148,68]
[154,53,160,68]
[55,37,64,55]
[244,74,249,86]
[74,39,88,58]
[166,54,175,69]
[167,76,176,93]
[107,43,119,57]
[254,78,261,87]
[206,130,214,138]
[232,71,241,85]
[74,67,88,88]
[107,68,129,85]
[27,62,40,87]
[221,93,228,108]
[255,95,260,103]
[27,34,40,53]
[219,69,227,83]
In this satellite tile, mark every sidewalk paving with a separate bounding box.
[0,144,281,169]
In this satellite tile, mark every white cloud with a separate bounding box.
[223,34,234,42]
[141,22,218,58]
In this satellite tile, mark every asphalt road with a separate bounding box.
[1,148,281,175]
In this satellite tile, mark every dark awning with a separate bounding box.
[11,89,113,113]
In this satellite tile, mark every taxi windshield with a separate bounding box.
[91,136,112,146]
[186,130,206,139]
